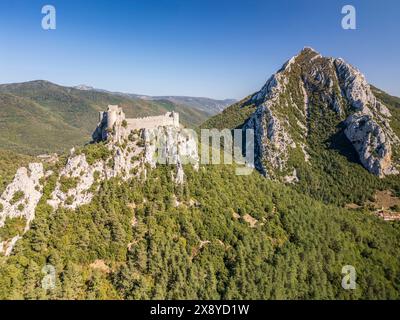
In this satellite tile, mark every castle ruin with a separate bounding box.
[93,105,180,142]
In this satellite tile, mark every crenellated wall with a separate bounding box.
[93,105,180,142]
[126,112,179,130]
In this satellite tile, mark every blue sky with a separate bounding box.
[0,0,399,99]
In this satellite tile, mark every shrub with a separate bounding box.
[107,158,115,168]
[10,190,25,205]
[128,132,135,142]
[0,217,26,241]
[391,204,400,212]
[59,176,79,193]
[65,196,74,206]
[131,155,141,163]
[93,171,101,181]
[137,139,145,148]
[82,143,112,165]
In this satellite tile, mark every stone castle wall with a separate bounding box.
[93,105,180,142]
[126,112,179,130]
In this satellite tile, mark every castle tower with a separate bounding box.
[99,111,104,123]
[172,111,179,127]
[93,105,180,142]
[106,105,120,130]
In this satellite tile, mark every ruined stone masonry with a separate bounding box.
[48,106,198,210]
[1,106,197,256]
[93,105,180,142]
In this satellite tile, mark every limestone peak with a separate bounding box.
[243,48,400,179]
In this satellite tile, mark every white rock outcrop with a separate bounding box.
[242,47,399,179]
[143,127,199,169]
[335,58,399,177]
[48,114,199,210]
[344,114,398,177]
[0,163,44,255]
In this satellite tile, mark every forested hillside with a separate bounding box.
[1,162,399,299]
[1,52,399,301]
[202,85,400,207]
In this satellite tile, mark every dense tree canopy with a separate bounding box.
[0,163,399,300]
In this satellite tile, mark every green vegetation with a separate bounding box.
[0,149,33,194]
[202,77,400,207]
[10,191,25,205]
[201,96,256,130]
[0,217,27,242]
[371,86,400,138]
[391,204,400,212]
[79,142,112,165]
[151,99,211,128]
[65,196,74,206]
[59,176,79,194]
[0,81,212,155]
[0,164,399,299]
[93,171,101,181]
[289,84,399,206]
[0,77,399,300]
[289,84,400,206]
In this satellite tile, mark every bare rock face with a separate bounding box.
[48,141,145,210]
[1,109,198,253]
[92,106,197,184]
[48,124,199,210]
[334,58,399,177]
[334,58,376,112]
[244,105,295,177]
[143,127,199,170]
[344,114,398,177]
[47,153,105,210]
[0,235,21,257]
[243,58,297,177]
[242,47,399,179]
[0,163,44,255]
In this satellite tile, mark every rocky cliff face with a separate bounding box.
[242,47,399,179]
[0,163,44,255]
[1,112,199,255]
[48,124,199,210]
[143,126,199,182]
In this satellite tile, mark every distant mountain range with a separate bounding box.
[1,49,400,300]
[0,80,235,155]
[73,84,236,115]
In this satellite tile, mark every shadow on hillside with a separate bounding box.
[328,125,362,165]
